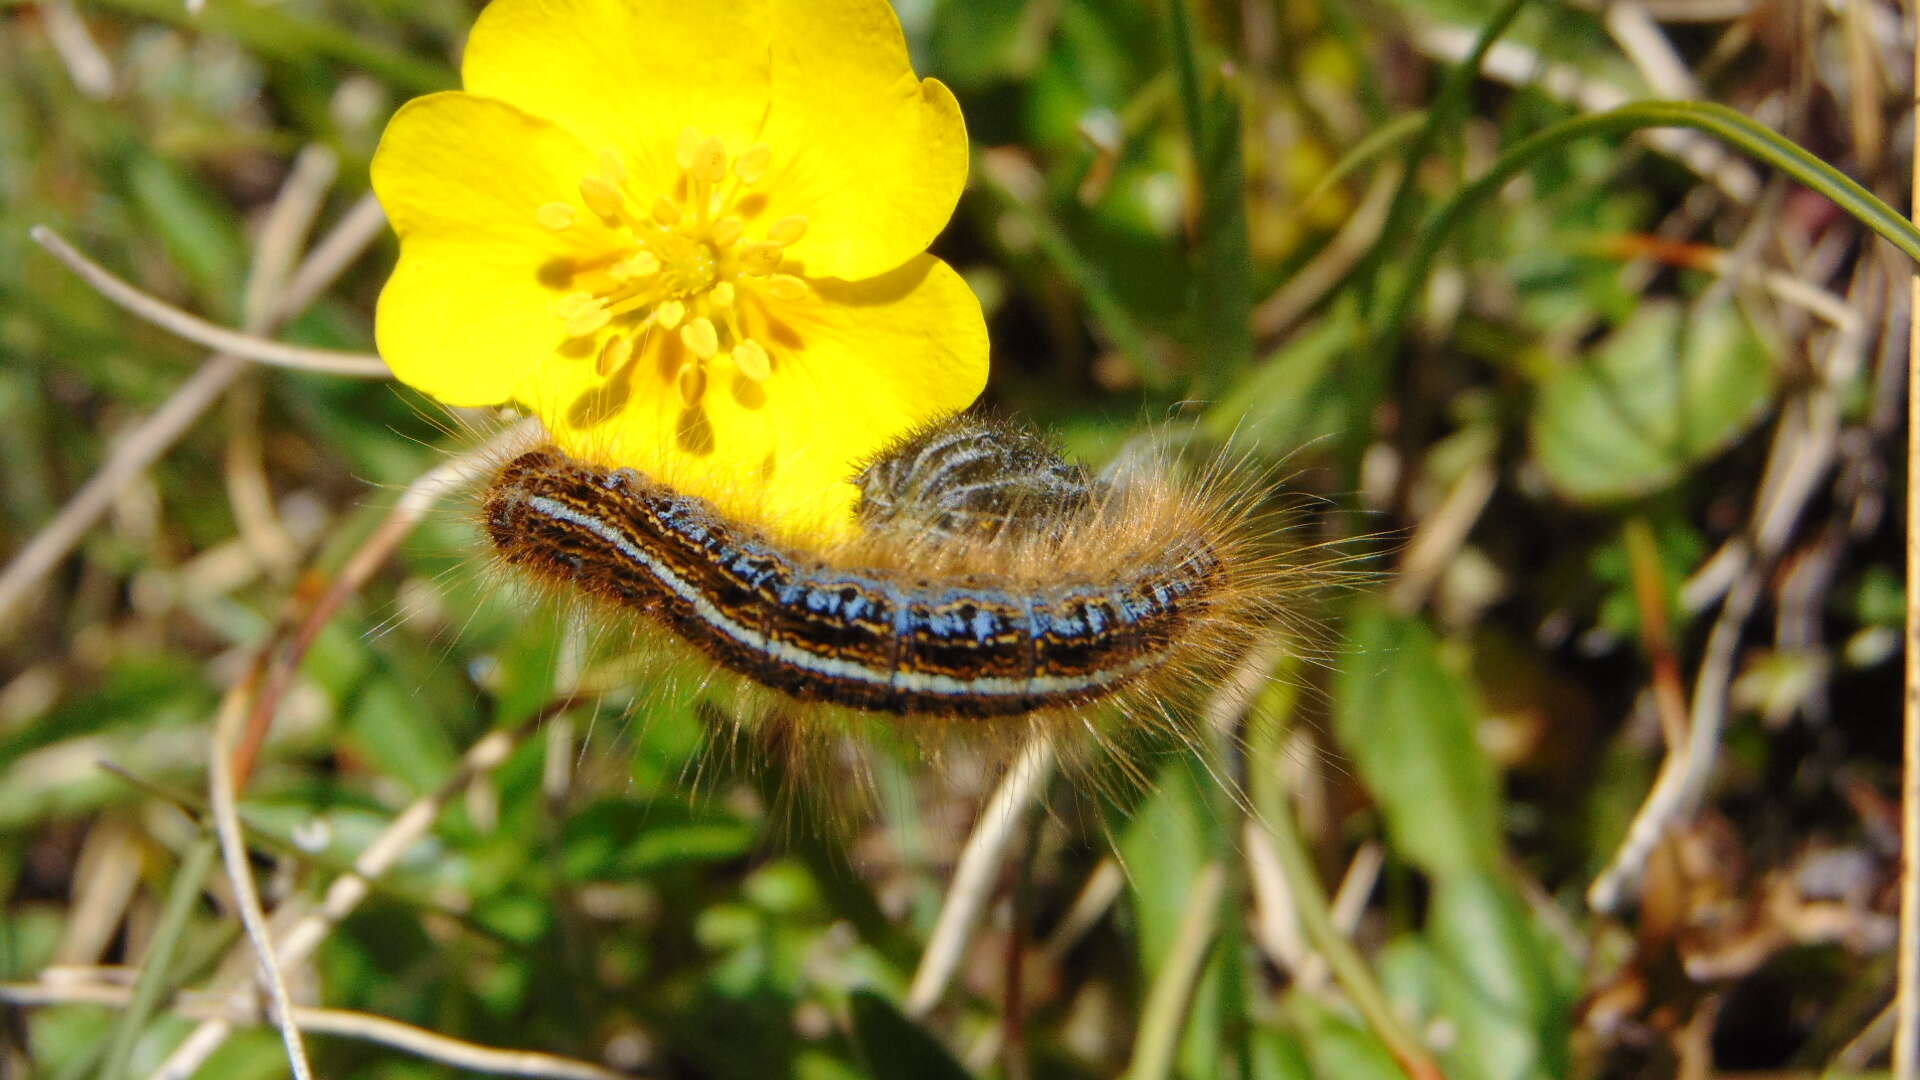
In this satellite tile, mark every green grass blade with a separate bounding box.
[1168,0,1253,385]
[976,155,1168,388]
[99,834,218,1080]
[1167,0,1209,175]
[1361,0,1533,317]
[1374,100,1920,363]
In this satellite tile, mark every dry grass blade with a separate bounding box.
[227,145,342,579]
[1896,24,1920,1072]
[0,980,634,1080]
[1589,573,1761,913]
[0,190,388,637]
[29,226,391,377]
[1123,862,1224,1080]
[150,708,558,1079]
[206,686,314,1080]
[229,418,537,786]
[906,736,1057,1018]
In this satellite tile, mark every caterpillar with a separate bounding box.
[480,413,1330,731]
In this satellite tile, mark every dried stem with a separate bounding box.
[1589,262,1860,911]
[905,736,1058,1017]
[1253,163,1401,340]
[29,225,390,377]
[1895,20,1920,1072]
[1,980,633,1080]
[149,704,560,1080]
[1626,518,1693,754]
[206,685,314,1080]
[0,354,246,635]
[1122,862,1224,1080]
[42,1,114,98]
[963,858,1125,1072]
[1588,573,1761,913]
[1387,460,1498,614]
[1248,671,1440,1080]
[227,145,341,579]
[0,193,387,637]
[1249,805,1441,1080]
[229,418,536,787]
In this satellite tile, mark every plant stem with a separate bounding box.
[1251,706,1443,1080]
[1124,862,1224,1080]
[1894,25,1920,1076]
[99,835,219,1080]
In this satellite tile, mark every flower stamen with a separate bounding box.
[544,130,823,405]
[767,215,808,247]
[681,317,720,359]
[765,274,809,302]
[597,333,632,376]
[579,175,624,220]
[734,144,771,185]
[566,300,612,337]
[675,357,706,406]
[733,339,771,381]
[740,242,783,276]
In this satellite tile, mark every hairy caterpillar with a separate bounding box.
[478,413,1335,736]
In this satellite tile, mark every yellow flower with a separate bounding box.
[371,0,987,542]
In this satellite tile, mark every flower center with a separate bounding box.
[536,127,810,405]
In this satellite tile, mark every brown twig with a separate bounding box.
[1626,518,1692,754]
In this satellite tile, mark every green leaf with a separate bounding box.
[927,0,1035,89]
[1250,1025,1315,1080]
[1118,759,1230,1080]
[123,153,247,317]
[847,989,974,1080]
[1203,301,1361,450]
[1426,872,1568,1080]
[1119,759,1216,974]
[1530,298,1774,503]
[343,679,460,795]
[1335,604,1502,876]
[560,799,756,880]
[1290,995,1406,1080]
[90,0,457,95]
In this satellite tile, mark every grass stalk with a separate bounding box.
[1894,24,1920,1075]
[1375,100,1920,364]
[1250,706,1442,1080]
[1123,861,1224,1080]
[99,835,219,1080]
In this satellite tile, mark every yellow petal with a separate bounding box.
[371,93,617,407]
[750,0,968,280]
[535,254,987,544]
[461,0,771,209]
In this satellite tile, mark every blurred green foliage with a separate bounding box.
[3,0,1913,1077]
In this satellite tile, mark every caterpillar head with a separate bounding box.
[852,413,1101,544]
